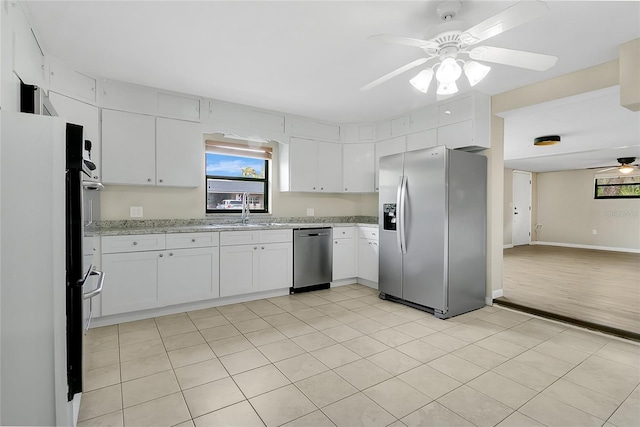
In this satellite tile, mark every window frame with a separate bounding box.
[594,175,640,200]
[205,144,271,214]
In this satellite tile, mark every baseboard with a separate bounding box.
[356,278,379,290]
[503,244,513,249]
[486,289,504,306]
[534,241,640,254]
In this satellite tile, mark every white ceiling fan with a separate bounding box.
[361,0,558,96]
[597,157,639,175]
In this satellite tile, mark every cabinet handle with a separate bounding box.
[261,246,265,250]
[191,239,196,242]
[335,241,338,244]
[321,187,324,190]
[254,246,257,250]
[372,233,376,236]
[147,178,152,182]
[345,188,348,191]
[159,179,164,183]
[169,252,173,256]
[313,187,316,190]
[368,242,372,245]
[159,253,164,257]
[133,241,138,246]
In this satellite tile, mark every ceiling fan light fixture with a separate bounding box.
[437,80,458,96]
[435,57,462,83]
[618,164,635,174]
[409,69,434,93]
[463,61,491,86]
[533,135,561,146]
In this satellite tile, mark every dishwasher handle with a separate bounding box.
[297,231,330,237]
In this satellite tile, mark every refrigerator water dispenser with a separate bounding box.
[383,203,397,230]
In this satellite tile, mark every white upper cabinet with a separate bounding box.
[409,105,438,132]
[102,110,202,187]
[286,116,341,142]
[156,117,203,187]
[102,79,158,115]
[375,136,406,191]
[318,141,343,192]
[436,93,490,150]
[283,137,342,192]
[49,61,96,104]
[48,92,101,181]
[158,93,202,122]
[288,137,319,192]
[102,109,156,186]
[406,129,437,152]
[342,143,374,192]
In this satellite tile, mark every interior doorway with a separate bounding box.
[512,170,532,246]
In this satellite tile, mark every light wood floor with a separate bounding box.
[502,245,640,335]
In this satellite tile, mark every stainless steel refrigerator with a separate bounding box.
[378,145,487,319]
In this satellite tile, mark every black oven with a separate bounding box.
[65,123,104,400]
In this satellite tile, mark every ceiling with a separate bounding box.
[24,1,640,172]
[501,86,640,172]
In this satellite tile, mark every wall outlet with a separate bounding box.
[306,208,315,217]
[130,206,143,218]
[592,229,597,235]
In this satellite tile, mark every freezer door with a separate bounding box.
[402,146,447,312]
[378,153,404,299]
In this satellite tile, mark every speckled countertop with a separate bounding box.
[91,216,378,236]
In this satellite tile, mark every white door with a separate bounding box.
[512,170,532,246]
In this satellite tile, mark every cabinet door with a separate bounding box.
[318,142,342,192]
[156,117,203,187]
[343,143,374,192]
[437,120,473,149]
[101,109,156,185]
[258,242,292,291]
[49,92,101,181]
[101,251,159,315]
[333,239,356,281]
[288,137,318,191]
[158,247,217,305]
[219,245,258,297]
[375,137,406,191]
[358,239,379,283]
[406,129,437,152]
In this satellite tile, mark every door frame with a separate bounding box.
[512,170,532,246]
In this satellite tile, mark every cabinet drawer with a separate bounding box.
[102,234,166,254]
[260,228,292,243]
[358,227,379,240]
[333,227,354,239]
[220,231,261,246]
[166,232,219,249]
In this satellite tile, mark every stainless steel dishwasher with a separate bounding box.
[292,227,332,293]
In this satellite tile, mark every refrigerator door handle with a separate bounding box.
[395,176,403,253]
[399,176,408,254]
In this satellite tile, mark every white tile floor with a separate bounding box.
[79,284,640,427]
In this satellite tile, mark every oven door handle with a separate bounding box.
[83,269,105,300]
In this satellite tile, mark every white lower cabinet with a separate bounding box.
[357,227,379,283]
[102,251,160,316]
[219,230,293,297]
[332,227,356,281]
[101,233,219,316]
[158,247,219,305]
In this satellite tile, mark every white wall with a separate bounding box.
[536,169,640,250]
[100,140,379,220]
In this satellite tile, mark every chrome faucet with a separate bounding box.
[240,192,250,224]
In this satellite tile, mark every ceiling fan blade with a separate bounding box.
[368,34,439,50]
[468,46,557,71]
[361,57,428,91]
[596,167,617,173]
[461,0,549,45]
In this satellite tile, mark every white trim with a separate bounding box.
[330,279,357,288]
[503,244,514,249]
[357,278,379,290]
[492,289,504,299]
[534,241,640,254]
[90,288,289,328]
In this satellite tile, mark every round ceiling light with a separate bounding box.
[533,135,561,146]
